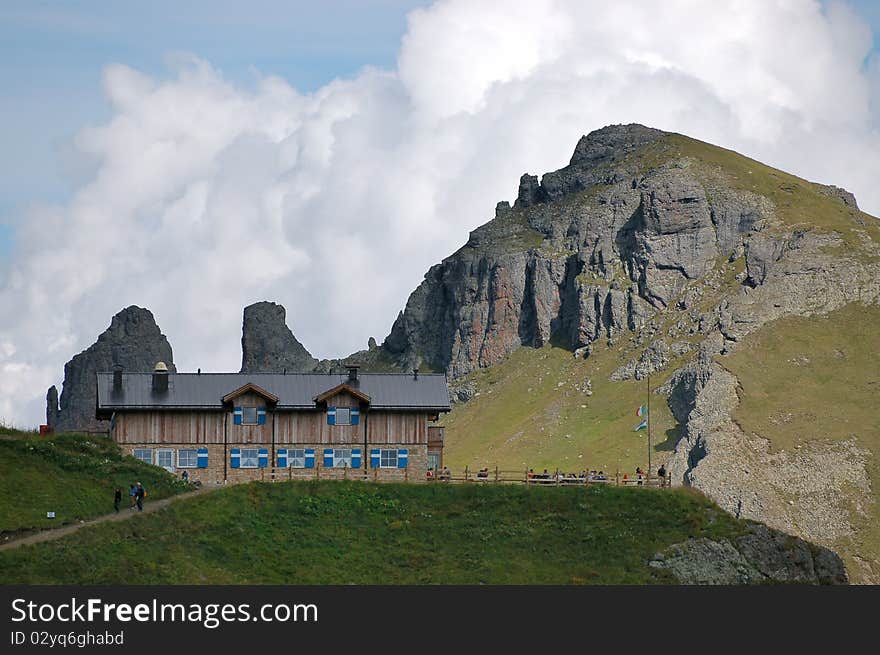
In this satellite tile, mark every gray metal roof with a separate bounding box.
[96,372,451,412]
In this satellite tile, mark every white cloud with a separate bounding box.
[1,0,878,428]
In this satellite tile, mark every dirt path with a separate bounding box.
[0,486,219,552]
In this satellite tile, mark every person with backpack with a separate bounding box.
[135,482,146,512]
[128,483,137,510]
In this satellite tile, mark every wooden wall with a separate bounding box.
[114,387,429,447]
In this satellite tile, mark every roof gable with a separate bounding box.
[313,383,371,405]
[222,382,280,404]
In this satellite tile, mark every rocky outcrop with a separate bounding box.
[815,183,859,209]
[46,386,59,429]
[48,306,175,433]
[381,125,777,378]
[240,301,318,373]
[650,524,847,585]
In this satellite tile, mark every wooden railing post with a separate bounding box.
[494,466,499,483]
[465,466,469,482]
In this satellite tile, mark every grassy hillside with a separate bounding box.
[724,303,880,577]
[0,430,189,538]
[443,343,680,475]
[0,480,750,585]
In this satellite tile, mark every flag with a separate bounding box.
[634,419,648,431]
[636,405,648,417]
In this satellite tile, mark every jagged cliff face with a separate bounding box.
[382,124,776,377]
[403,123,880,581]
[48,306,176,433]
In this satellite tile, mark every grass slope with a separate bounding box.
[724,303,880,576]
[0,430,189,537]
[443,343,681,475]
[0,480,747,585]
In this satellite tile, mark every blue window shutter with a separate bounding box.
[257,408,267,425]
[327,407,336,425]
[397,449,408,469]
[304,449,316,469]
[351,449,362,469]
[370,449,380,468]
[197,448,209,468]
[277,449,288,468]
[230,448,241,469]
[233,406,242,425]
[258,449,269,468]
[323,448,334,468]
[351,408,360,426]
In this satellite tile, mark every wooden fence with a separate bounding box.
[252,465,671,488]
[432,466,670,488]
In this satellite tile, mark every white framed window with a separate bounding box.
[156,448,175,472]
[133,448,153,465]
[289,449,306,468]
[333,449,352,468]
[242,406,258,425]
[178,449,198,468]
[240,448,259,468]
[335,407,351,425]
[380,449,398,468]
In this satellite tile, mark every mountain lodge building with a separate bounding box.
[96,364,450,484]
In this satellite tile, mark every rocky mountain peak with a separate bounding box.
[49,305,175,432]
[240,301,318,373]
[569,123,667,167]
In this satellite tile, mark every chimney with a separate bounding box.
[152,361,169,393]
[413,368,419,381]
[112,364,123,392]
[347,365,359,383]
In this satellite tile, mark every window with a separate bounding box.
[242,406,258,425]
[335,407,351,425]
[178,449,198,468]
[289,449,306,468]
[240,449,259,468]
[156,448,175,472]
[133,448,153,465]
[427,453,441,471]
[333,449,352,468]
[380,449,398,468]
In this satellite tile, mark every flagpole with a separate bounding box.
[647,372,652,478]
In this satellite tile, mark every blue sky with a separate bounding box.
[0,0,430,256]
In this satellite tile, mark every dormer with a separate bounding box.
[223,382,279,426]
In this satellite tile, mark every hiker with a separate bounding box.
[636,467,644,486]
[181,470,189,483]
[114,488,122,513]
[135,482,146,512]
[128,484,137,510]
[657,465,667,487]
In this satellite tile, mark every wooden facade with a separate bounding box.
[108,376,446,484]
[114,388,429,446]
